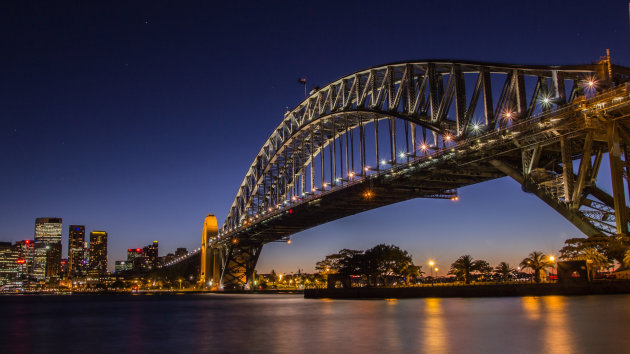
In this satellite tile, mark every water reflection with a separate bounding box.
[522,296,542,320]
[543,296,572,354]
[1,294,629,353]
[423,298,448,353]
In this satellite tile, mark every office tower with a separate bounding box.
[88,231,108,277]
[33,217,62,281]
[14,240,34,276]
[0,242,15,285]
[143,241,159,269]
[68,225,85,277]
[127,248,145,271]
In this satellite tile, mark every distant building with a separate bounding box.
[34,217,63,281]
[143,241,159,270]
[14,240,34,276]
[114,260,132,273]
[88,231,108,277]
[175,248,188,257]
[127,248,144,271]
[126,241,159,272]
[160,253,176,265]
[68,225,85,278]
[0,242,16,286]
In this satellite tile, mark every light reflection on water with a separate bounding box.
[1,294,629,353]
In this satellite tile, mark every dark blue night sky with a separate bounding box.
[1,1,629,272]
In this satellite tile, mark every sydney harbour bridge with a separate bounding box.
[168,58,630,290]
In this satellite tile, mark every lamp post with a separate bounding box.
[549,255,556,283]
[428,261,435,285]
[434,268,439,284]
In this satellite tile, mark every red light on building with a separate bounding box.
[16,258,26,265]
[128,249,132,252]
[289,209,293,214]
[25,240,30,244]
[136,248,141,252]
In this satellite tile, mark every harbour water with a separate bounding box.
[1,294,629,353]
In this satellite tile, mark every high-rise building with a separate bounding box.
[88,231,108,277]
[68,225,85,277]
[143,241,159,269]
[14,240,34,276]
[127,248,145,272]
[0,242,16,286]
[33,217,62,281]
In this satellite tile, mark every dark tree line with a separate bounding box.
[315,244,422,286]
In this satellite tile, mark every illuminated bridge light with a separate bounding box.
[364,166,370,171]
[398,152,406,158]
[420,144,428,150]
[472,123,480,131]
[381,159,387,165]
[444,135,452,141]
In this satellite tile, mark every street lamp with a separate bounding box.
[428,261,435,285]
[549,255,556,282]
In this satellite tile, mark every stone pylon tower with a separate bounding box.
[200,214,220,289]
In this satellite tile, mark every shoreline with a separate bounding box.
[304,281,630,299]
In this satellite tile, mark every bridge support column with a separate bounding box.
[200,214,218,289]
[220,244,263,290]
[607,122,629,235]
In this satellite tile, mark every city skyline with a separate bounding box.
[2,1,630,273]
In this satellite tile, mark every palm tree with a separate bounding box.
[401,263,423,285]
[448,255,490,284]
[520,251,554,283]
[494,262,514,281]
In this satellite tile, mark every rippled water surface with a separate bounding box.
[1,294,629,353]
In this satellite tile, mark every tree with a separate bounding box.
[269,269,277,285]
[560,234,630,267]
[520,251,554,283]
[315,249,364,276]
[314,244,420,287]
[573,247,608,269]
[494,262,515,281]
[364,244,415,286]
[400,263,423,285]
[448,255,491,284]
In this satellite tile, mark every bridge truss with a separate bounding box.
[202,60,630,290]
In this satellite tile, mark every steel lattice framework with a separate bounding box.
[200,59,630,290]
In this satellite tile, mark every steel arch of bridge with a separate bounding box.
[223,60,609,233]
[204,59,630,290]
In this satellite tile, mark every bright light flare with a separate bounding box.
[420,143,428,151]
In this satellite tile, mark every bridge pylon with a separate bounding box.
[200,214,221,290]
